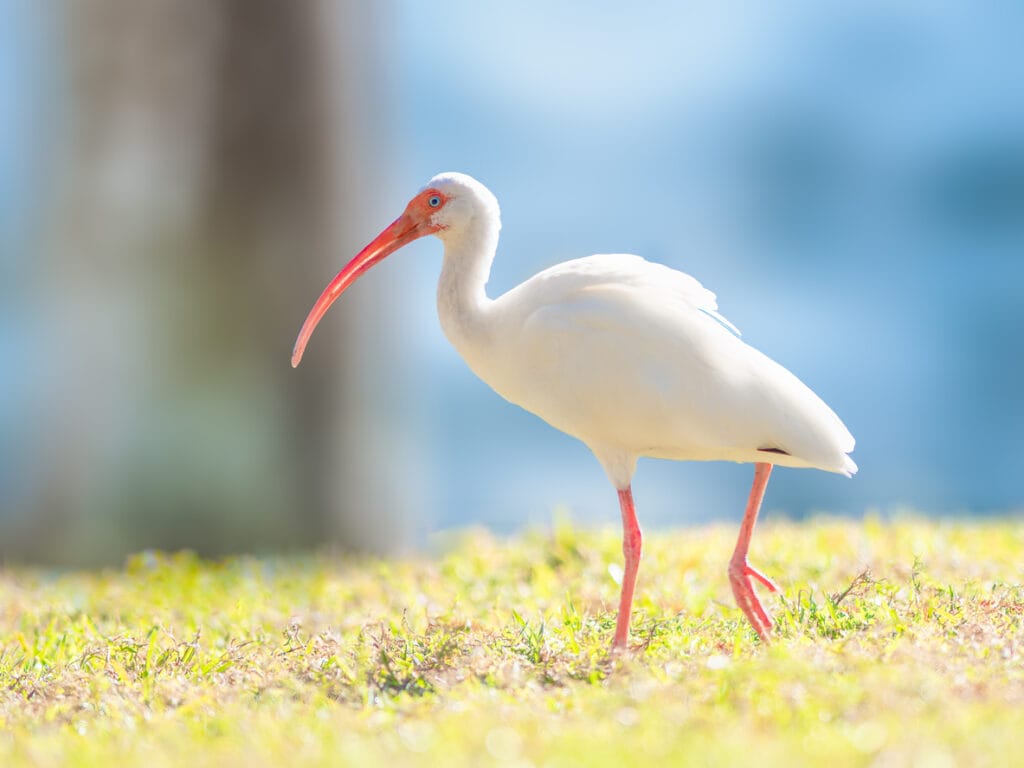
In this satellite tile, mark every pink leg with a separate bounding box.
[612,486,642,651]
[728,462,779,643]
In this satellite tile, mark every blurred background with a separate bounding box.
[1,1,1021,565]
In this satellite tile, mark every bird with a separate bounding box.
[292,172,856,649]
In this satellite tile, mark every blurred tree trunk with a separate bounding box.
[9,0,409,564]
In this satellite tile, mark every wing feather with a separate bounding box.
[482,253,854,476]
[511,254,740,337]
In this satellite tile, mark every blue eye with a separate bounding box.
[428,195,441,208]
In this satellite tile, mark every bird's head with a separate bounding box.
[290,172,498,367]
[419,172,500,242]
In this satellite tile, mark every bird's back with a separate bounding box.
[464,254,856,480]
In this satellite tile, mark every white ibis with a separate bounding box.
[292,172,856,648]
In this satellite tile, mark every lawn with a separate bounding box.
[1,516,1022,767]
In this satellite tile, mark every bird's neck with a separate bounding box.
[436,216,499,353]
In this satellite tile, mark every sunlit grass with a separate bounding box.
[1,516,1022,767]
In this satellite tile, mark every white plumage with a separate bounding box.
[293,171,857,649]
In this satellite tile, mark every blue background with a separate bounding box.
[2,2,1021,557]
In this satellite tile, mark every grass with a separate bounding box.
[1,515,1022,767]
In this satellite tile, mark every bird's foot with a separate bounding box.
[728,558,779,643]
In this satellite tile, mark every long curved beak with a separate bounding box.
[291,213,434,367]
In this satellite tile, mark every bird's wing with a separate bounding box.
[491,253,749,449]
[516,254,741,337]
[487,254,855,477]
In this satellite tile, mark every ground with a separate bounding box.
[1,516,1022,767]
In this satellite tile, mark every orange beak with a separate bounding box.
[291,212,436,367]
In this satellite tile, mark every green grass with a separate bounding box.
[1,516,1022,767]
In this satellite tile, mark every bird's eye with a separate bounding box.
[428,195,442,208]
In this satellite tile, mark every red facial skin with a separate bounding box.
[291,189,448,367]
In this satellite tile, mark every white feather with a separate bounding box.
[428,173,856,490]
